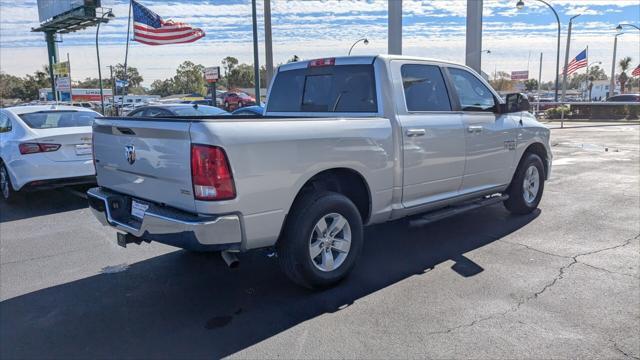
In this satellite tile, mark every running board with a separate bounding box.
[409,194,509,227]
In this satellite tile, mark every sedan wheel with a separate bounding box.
[0,164,16,202]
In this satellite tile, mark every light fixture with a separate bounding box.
[516,0,525,10]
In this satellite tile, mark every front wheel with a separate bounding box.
[278,191,363,289]
[504,153,545,214]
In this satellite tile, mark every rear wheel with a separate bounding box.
[0,163,18,203]
[238,101,244,108]
[224,101,229,110]
[278,191,363,289]
[504,153,545,214]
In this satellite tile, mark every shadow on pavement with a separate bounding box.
[0,186,90,223]
[0,205,539,359]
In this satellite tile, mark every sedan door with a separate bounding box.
[446,67,516,193]
[391,61,466,208]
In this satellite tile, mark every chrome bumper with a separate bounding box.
[87,187,242,251]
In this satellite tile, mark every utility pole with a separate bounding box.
[45,31,58,101]
[264,0,274,88]
[388,0,402,55]
[251,0,260,103]
[537,52,543,113]
[561,14,580,102]
[109,65,116,116]
[609,33,623,99]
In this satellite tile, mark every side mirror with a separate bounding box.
[501,93,530,113]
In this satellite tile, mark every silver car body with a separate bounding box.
[89,55,551,251]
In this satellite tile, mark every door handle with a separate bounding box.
[406,129,426,137]
[467,125,483,133]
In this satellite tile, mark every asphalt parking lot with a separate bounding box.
[1,122,638,359]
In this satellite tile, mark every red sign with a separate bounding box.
[511,71,529,81]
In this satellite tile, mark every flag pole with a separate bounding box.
[121,0,133,111]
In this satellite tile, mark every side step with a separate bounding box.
[409,194,509,227]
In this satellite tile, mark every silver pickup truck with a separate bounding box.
[88,55,551,289]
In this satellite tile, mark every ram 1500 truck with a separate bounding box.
[87,55,551,289]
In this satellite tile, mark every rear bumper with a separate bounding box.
[87,187,242,251]
[22,176,96,191]
[9,157,95,190]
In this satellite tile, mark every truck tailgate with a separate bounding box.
[93,118,196,212]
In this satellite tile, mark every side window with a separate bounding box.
[448,68,496,112]
[401,64,451,112]
[0,112,12,133]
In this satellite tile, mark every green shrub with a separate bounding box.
[545,105,570,119]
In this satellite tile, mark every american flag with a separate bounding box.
[632,65,640,77]
[563,48,588,75]
[132,0,205,46]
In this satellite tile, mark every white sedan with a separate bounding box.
[0,105,99,202]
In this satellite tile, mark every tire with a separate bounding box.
[0,163,19,203]
[238,101,244,108]
[224,101,229,110]
[504,153,545,215]
[278,191,363,289]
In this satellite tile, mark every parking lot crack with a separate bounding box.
[610,339,640,360]
[424,234,640,338]
[500,240,571,259]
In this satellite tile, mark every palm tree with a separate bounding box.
[618,56,632,94]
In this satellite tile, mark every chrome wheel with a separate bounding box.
[309,213,351,272]
[522,165,540,205]
[0,166,9,199]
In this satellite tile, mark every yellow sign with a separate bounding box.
[53,61,69,76]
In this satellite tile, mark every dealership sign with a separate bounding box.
[55,76,71,92]
[204,66,220,83]
[510,71,529,81]
[53,61,70,76]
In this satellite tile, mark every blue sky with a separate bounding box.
[1,0,639,85]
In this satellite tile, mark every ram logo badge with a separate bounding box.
[125,145,136,165]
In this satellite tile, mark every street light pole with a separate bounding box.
[561,14,580,102]
[616,23,640,32]
[95,9,114,115]
[516,0,561,101]
[348,38,369,56]
[609,33,625,99]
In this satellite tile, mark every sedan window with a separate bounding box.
[18,111,96,129]
[170,106,227,116]
[0,112,11,133]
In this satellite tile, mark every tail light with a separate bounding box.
[191,144,235,201]
[308,58,335,67]
[19,143,61,154]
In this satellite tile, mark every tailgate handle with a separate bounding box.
[117,127,136,135]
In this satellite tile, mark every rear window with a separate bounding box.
[18,111,96,129]
[268,64,377,113]
[170,105,228,116]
